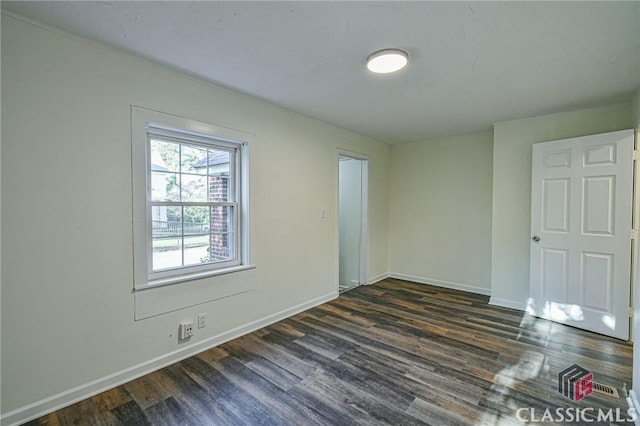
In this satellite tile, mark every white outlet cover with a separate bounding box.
[179,321,194,340]
[198,313,207,328]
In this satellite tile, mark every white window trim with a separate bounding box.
[145,128,242,281]
[131,106,254,297]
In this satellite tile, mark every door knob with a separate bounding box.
[532,235,541,242]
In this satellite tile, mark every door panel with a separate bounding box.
[584,143,616,166]
[542,248,569,302]
[544,149,572,168]
[530,129,634,339]
[543,179,570,233]
[580,252,613,312]
[582,176,615,235]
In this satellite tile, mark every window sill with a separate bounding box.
[134,264,257,320]
[135,264,257,292]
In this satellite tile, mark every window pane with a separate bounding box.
[205,206,234,262]
[151,171,179,202]
[150,139,179,172]
[152,237,183,271]
[151,206,181,237]
[182,206,209,267]
[183,206,209,235]
[208,175,230,202]
[181,144,209,174]
[181,174,207,202]
[152,206,183,271]
[183,235,211,267]
[206,150,230,177]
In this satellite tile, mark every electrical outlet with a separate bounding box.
[179,321,194,340]
[197,313,207,329]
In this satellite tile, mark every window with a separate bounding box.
[132,107,251,289]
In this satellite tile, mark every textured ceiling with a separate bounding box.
[3,1,639,143]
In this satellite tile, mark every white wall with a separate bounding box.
[0,14,389,419]
[491,103,633,309]
[388,131,493,294]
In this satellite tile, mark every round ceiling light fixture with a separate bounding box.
[366,49,409,74]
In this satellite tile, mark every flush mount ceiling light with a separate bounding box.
[366,49,409,74]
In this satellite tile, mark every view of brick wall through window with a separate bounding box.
[208,175,230,260]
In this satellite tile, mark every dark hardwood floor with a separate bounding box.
[26,279,633,425]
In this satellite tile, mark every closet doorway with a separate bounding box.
[338,153,368,292]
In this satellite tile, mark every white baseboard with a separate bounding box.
[368,272,390,285]
[489,297,524,311]
[0,291,337,426]
[628,389,640,426]
[388,273,491,296]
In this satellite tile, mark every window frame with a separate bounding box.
[132,107,252,290]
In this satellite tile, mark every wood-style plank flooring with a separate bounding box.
[26,279,633,425]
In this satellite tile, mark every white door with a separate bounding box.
[530,129,634,339]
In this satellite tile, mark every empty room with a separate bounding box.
[2,1,640,425]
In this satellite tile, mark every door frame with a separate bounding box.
[632,127,640,341]
[337,149,369,291]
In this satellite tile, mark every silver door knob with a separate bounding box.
[532,235,541,242]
